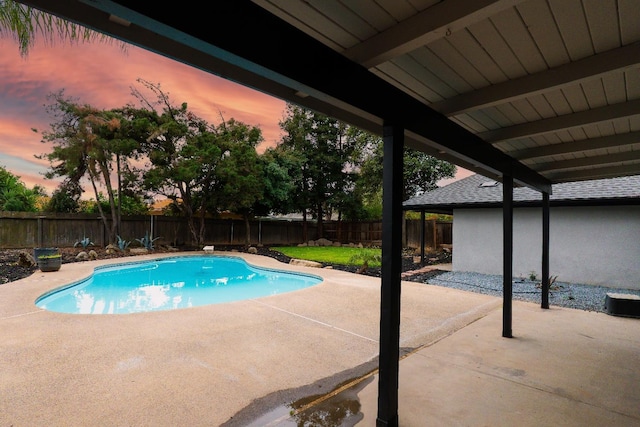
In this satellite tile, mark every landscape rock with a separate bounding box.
[130,248,149,255]
[289,258,323,268]
[75,251,89,261]
[18,251,36,267]
[106,244,119,252]
[316,238,333,247]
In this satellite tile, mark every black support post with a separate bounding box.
[541,192,550,309]
[503,175,513,338]
[377,124,404,427]
[420,209,425,265]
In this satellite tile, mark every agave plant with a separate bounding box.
[116,235,131,251]
[136,231,160,250]
[73,236,94,249]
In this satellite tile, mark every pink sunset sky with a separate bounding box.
[0,37,288,194]
[0,36,469,196]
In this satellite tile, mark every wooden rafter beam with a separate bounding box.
[342,0,525,69]
[480,99,640,143]
[510,132,640,161]
[433,43,640,116]
[533,151,640,172]
[547,163,640,182]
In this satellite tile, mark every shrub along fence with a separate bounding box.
[0,212,451,250]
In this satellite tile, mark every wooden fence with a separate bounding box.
[0,212,451,250]
[405,219,453,250]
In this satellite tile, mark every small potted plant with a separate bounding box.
[35,248,62,272]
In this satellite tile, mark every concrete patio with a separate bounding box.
[1,251,638,426]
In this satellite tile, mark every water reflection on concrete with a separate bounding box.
[290,377,370,426]
[245,375,374,426]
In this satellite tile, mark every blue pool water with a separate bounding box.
[35,256,322,315]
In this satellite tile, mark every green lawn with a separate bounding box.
[271,246,382,267]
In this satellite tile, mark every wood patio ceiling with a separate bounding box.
[21,0,640,193]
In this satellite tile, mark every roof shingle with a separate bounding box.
[403,174,640,211]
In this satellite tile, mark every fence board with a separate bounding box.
[404,219,452,250]
[0,213,452,249]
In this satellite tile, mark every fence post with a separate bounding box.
[37,216,44,247]
[100,217,106,247]
[432,219,437,249]
[402,212,407,247]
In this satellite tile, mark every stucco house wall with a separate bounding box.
[453,206,640,290]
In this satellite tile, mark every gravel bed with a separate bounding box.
[422,271,640,313]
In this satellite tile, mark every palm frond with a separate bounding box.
[0,0,126,56]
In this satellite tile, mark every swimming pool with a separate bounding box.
[35,255,323,314]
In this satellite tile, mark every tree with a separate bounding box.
[327,126,376,221]
[44,178,82,213]
[0,165,43,211]
[252,145,299,217]
[210,118,265,245]
[38,91,139,242]
[358,143,457,203]
[278,103,359,239]
[130,80,229,246]
[79,192,149,216]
